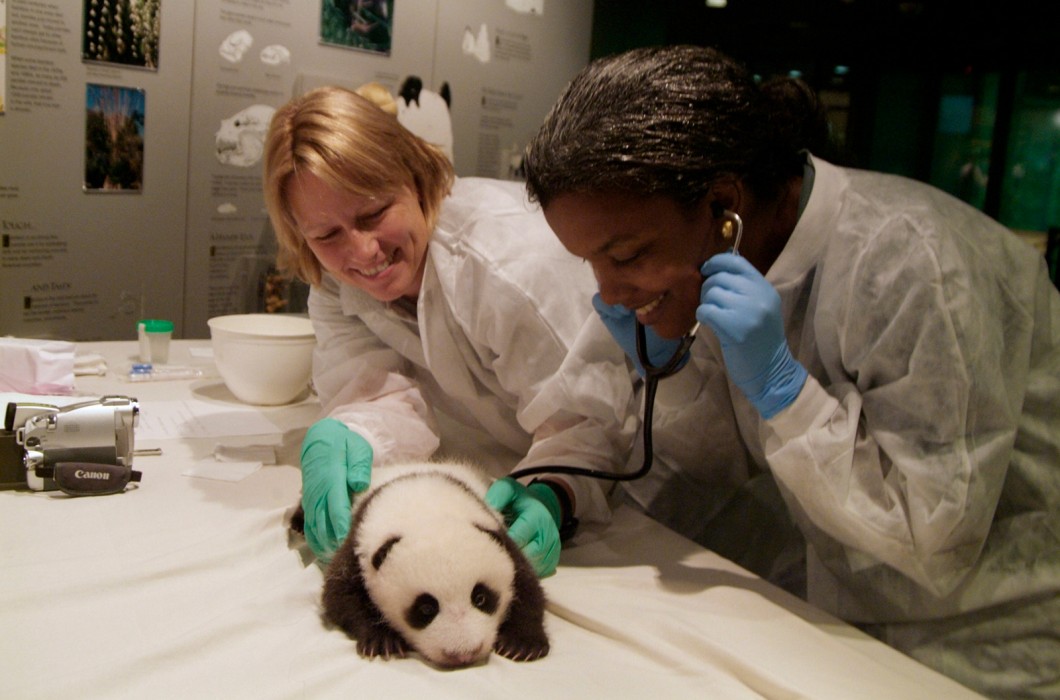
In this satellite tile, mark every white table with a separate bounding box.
[0,341,983,699]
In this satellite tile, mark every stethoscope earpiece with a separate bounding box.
[721,209,743,255]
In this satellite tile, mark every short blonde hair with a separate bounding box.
[264,85,454,285]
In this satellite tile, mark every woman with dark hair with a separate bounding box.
[525,45,1059,699]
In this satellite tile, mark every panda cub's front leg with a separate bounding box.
[322,541,411,660]
[356,615,410,660]
[493,527,550,662]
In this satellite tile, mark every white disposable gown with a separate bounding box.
[310,177,637,524]
[624,156,1060,697]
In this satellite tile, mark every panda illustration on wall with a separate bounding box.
[396,76,454,163]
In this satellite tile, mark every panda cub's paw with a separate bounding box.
[494,629,550,662]
[358,625,411,660]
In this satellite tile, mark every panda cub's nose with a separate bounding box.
[436,644,487,669]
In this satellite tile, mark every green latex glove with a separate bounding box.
[485,477,562,577]
[299,418,373,562]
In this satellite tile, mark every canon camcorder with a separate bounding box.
[1,395,142,496]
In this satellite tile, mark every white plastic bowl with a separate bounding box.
[207,314,315,405]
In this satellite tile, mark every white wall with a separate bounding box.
[0,0,593,340]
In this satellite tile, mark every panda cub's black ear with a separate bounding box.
[476,524,506,548]
[371,536,402,570]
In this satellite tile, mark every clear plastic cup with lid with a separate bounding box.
[137,319,174,364]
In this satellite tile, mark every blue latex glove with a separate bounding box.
[299,418,374,562]
[696,253,808,419]
[591,293,688,377]
[485,478,562,577]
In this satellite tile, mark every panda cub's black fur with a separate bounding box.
[295,461,549,669]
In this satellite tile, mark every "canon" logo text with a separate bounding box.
[75,469,110,480]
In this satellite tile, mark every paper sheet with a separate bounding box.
[182,459,262,482]
[136,399,283,440]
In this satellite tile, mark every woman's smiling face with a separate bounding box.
[544,191,717,340]
[289,171,431,301]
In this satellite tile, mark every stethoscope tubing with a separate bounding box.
[508,371,663,482]
[509,211,742,483]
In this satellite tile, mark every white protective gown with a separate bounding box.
[626,156,1060,697]
[309,177,637,524]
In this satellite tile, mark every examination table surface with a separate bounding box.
[0,341,984,699]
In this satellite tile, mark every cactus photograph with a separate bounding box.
[82,0,161,70]
[84,84,145,192]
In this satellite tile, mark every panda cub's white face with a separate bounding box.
[355,471,517,669]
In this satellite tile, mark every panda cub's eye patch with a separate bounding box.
[407,593,440,629]
[471,583,500,615]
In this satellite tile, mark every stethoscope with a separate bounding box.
[510,210,743,483]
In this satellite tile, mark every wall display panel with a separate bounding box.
[0,0,593,341]
[179,0,439,337]
[434,0,592,179]
[0,0,193,341]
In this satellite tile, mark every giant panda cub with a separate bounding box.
[308,461,550,669]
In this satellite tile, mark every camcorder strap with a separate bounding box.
[35,462,143,497]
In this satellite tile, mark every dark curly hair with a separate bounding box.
[524,45,827,211]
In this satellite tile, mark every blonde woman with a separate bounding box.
[264,85,635,574]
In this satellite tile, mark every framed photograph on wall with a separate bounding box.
[320,0,394,56]
[1,0,7,115]
[82,0,161,70]
[84,83,145,192]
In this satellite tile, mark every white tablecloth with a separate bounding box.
[0,341,982,699]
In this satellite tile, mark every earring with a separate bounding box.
[721,219,734,240]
